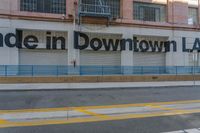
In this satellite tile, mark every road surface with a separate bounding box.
[1,86,200,133]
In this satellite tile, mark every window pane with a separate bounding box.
[80,0,120,18]
[20,0,37,12]
[51,0,66,14]
[188,7,198,25]
[20,0,66,14]
[133,2,166,22]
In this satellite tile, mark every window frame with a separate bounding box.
[133,1,166,22]
[20,0,66,14]
[188,7,199,25]
[80,0,121,18]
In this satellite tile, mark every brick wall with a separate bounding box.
[0,0,198,28]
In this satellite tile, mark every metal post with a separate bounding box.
[5,65,7,77]
[56,65,59,76]
[192,50,198,87]
[102,66,104,76]
[159,66,161,75]
[122,66,124,75]
[32,66,34,77]
[141,66,143,75]
[193,63,195,87]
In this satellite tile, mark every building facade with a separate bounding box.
[0,0,200,75]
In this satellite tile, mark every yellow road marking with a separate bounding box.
[1,100,200,128]
[147,105,175,111]
[1,99,200,114]
[75,99,200,110]
[0,119,7,124]
[75,109,110,119]
[1,109,200,128]
[0,107,71,114]
[147,104,185,113]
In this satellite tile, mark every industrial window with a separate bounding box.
[133,2,166,22]
[188,7,198,25]
[20,0,66,14]
[189,0,198,3]
[80,0,120,18]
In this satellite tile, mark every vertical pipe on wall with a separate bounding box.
[65,0,69,16]
[198,0,200,25]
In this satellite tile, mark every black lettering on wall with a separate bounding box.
[90,38,102,51]
[23,35,38,49]
[16,30,23,48]
[193,38,200,51]
[4,33,18,48]
[0,31,190,53]
[133,37,139,52]
[46,32,51,49]
[164,41,177,52]
[164,41,170,52]
[120,39,133,51]
[182,37,191,52]
[52,36,66,50]
[102,39,120,51]
[0,33,3,47]
[74,31,89,50]
[139,40,149,52]
[170,41,177,52]
[149,41,163,52]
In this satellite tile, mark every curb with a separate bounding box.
[0,81,199,91]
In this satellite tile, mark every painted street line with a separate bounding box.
[163,128,200,133]
[1,100,200,128]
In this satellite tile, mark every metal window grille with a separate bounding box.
[188,7,198,25]
[20,0,66,14]
[20,0,37,12]
[51,0,66,14]
[108,0,120,18]
[133,2,166,22]
[80,0,120,18]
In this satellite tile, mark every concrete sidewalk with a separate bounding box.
[0,81,199,90]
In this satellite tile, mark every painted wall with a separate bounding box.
[0,18,200,67]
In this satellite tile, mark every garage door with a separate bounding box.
[80,50,121,66]
[80,50,121,75]
[19,49,68,75]
[133,52,166,74]
[133,52,166,66]
[19,49,68,65]
[132,52,166,74]
[189,52,200,66]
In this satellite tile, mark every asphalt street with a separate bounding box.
[1,86,200,133]
[1,86,200,110]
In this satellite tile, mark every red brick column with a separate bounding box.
[121,0,133,20]
[168,0,188,24]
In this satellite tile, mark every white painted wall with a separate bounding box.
[0,19,18,65]
[0,18,200,68]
